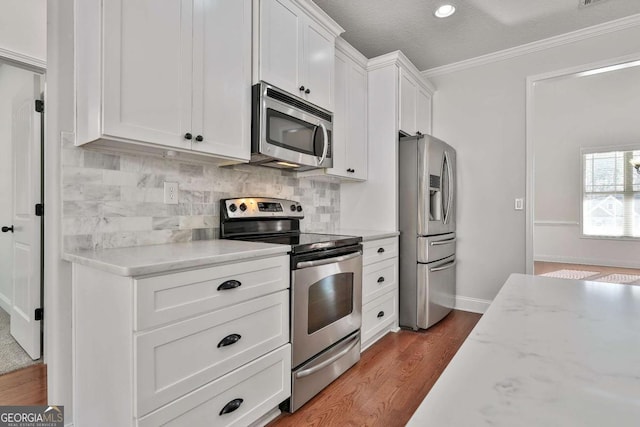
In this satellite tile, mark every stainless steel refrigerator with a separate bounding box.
[399,134,456,330]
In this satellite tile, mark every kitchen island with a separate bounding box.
[408,273,640,426]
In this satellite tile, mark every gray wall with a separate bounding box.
[426,23,640,306]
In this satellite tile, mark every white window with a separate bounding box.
[582,149,640,238]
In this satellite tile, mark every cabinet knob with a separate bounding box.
[305,88,310,94]
[416,131,423,136]
[377,247,385,254]
[346,168,355,173]
[377,311,385,318]
[377,276,385,283]
[299,85,305,91]
[184,133,193,140]
[1,226,14,233]
[217,279,241,291]
[219,398,244,416]
[217,333,242,348]
[195,135,203,142]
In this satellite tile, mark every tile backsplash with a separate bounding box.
[62,144,340,251]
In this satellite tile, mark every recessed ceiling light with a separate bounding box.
[434,4,456,18]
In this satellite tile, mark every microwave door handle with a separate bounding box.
[318,122,328,165]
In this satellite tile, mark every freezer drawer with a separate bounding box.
[417,255,456,329]
[417,233,455,263]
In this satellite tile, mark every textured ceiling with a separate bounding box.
[314,0,640,70]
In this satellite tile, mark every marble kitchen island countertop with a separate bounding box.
[333,228,399,241]
[63,240,291,277]
[408,273,640,427]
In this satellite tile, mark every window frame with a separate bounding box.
[580,145,640,241]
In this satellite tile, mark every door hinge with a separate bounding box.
[35,100,44,113]
[35,203,44,217]
[35,308,43,321]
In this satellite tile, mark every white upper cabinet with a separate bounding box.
[76,0,251,162]
[398,65,433,136]
[102,0,193,150]
[192,0,252,159]
[257,0,343,111]
[333,39,368,180]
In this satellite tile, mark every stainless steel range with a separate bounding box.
[220,197,362,412]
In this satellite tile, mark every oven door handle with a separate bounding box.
[294,333,360,379]
[295,251,362,269]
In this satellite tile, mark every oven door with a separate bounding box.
[291,249,362,368]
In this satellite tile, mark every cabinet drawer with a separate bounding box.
[362,291,397,345]
[135,255,288,330]
[138,345,291,427]
[362,258,398,305]
[362,237,398,266]
[136,291,289,417]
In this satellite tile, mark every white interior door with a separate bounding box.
[10,76,42,360]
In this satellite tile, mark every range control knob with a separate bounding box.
[239,203,247,212]
[296,205,303,212]
[290,204,297,212]
[228,203,237,213]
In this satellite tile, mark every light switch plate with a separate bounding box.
[164,182,179,204]
[514,198,524,210]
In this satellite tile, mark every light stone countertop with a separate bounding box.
[408,273,640,427]
[63,240,291,277]
[333,228,399,242]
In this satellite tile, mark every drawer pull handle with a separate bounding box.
[377,248,385,254]
[219,398,243,416]
[377,311,385,318]
[217,333,242,348]
[217,279,241,291]
[377,276,385,283]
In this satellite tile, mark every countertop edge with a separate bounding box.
[334,229,400,242]
[62,244,291,277]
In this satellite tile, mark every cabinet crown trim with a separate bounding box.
[367,50,435,94]
[290,0,344,36]
[335,37,368,68]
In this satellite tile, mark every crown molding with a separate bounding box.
[367,50,436,93]
[335,37,368,68]
[422,13,640,78]
[0,47,46,73]
[292,0,344,36]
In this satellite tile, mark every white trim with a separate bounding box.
[0,294,10,316]
[534,221,580,226]
[291,0,344,36]
[454,296,491,314]
[534,255,640,270]
[0,46,46,73]
[335,37,368,68]
[421,13,640,78]
[368,51,436,94]
[248,407,281,427]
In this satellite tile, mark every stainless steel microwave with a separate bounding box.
[250,81,333,171]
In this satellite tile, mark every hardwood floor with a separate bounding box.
[269,310,482,427]
[535,261,640,277]
[0,364,47,405]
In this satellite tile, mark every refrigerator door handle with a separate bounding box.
[430,237,456,246]
[429,259,456,272]
[443,151,454,225]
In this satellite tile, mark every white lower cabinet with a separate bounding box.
[138,345,291,427]
[72,255,291,427]
[360,236,399,350]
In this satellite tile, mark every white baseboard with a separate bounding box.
[454,296,491,314]
[249,407,281,427]
[535,255,640,270]
[0,293,11,315]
